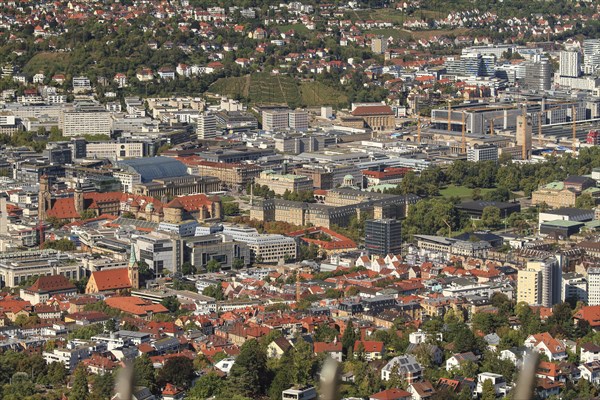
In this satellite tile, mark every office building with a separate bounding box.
[62,103,111,137]
[288,110,309,131]
[134,232,183,276]
[365,219,402,257]
[588,267,600,306]
[584,39,600,74]
[560,51,582,78]
[197,113,217,139]
[262,110,290,131]
[86,142,145,159]
[524,60,552,91]
[467,145,499,162]
[517,257,561,307]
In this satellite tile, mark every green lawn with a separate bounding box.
[439,185,494,200]
[23,52,72,76]
[300,81,348,108]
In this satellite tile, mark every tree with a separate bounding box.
[160,296,180,313]
[157,356,195,389]
[481,379,496,400]
[47,362,66,386]
[104,318,117,333]
[42,238,76,251]
[206,259,221,272]
[481,206,502,229]
[292,337,315,386]
[223,202,240,216]
[232,258,245,270]
[181,262,195,275]
[203,284,225,301]
[71,365,89,400]
[80,209,97,220]
[133,354,156,393]
[227,339,269,398]
[576,193,596,209]
[92,371,115,400]
[341,320,357,360]
[188,372,225,399]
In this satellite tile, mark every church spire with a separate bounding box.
[128,243,139,290]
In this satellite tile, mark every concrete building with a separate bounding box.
[524,60,552,91]
[195,225,296,263]
[588,267,600,306]
[62,103,111,137]
[263,110,290,131]
[86,142,145,159]
[584,39,600,74]
[197,112,217,139]
[562,272,587,303]
[560,51,582,78]
[467,144,499,162]
[134,232,183,276]
[288,110,309,131]
[517,258,562,307]
[254,170,314,195]
[185,234,251,270]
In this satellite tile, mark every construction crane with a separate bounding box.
[417,116,421,144]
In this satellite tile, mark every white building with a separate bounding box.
[62,104,111,137]
[467,145,498,162]
[476,373,507,397]
[135,233,182,276]
[72,76,92,93]
[86,142,144,160]
[197,112,217,139]
[289,110,309,131]
[263,110,290,131]
[562,272,587,303]
[560,51,581,78]
[195,225,296,263]
[588,267,600,306]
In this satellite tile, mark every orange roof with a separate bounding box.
[574,305,600,327]
[313,341,342,353]
[354,340,384,353]
[89,268,131,292]
[105,296,168,316]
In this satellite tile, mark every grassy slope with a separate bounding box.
[210,73,348,107]
[23,52,72,76]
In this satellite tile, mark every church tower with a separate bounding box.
[128,243,139,290]
[38,175,52,221]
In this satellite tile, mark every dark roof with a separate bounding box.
[118,157,188,183]
[565,175,595,184]
[543,207,594,218]
[454,231,503,243]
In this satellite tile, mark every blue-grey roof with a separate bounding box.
[118,157,188,183]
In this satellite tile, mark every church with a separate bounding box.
[86,244,139,294]
[38,175,222,224]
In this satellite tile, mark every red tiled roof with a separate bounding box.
[313,341,342,353]
[89,268,131,292]
[370,388,411,400]
[354,340,384,353]
[105,296,168,316]
[26,275,75,293]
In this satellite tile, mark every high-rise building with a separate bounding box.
[562,272,587,303]
[197,113,217,139]
[524,60,552,91]
[588,267,600,305]
[583,39,600,74]
[516,114,532,160]
[517,257,562,307]
[371,36,387,54]
[463,53,484,77]
[560,51,582,78]
[365,219,402,257]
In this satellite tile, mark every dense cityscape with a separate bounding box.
[3,0,600,399]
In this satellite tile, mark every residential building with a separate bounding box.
[517,257,562,307]
[381,355,423,383]
[562,272,588,303]
[560,51,582,78]
[588,268,600,306]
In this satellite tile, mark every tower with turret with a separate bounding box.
[74,182,84,216]
[38,175,52,221]
[128,243,139,290]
